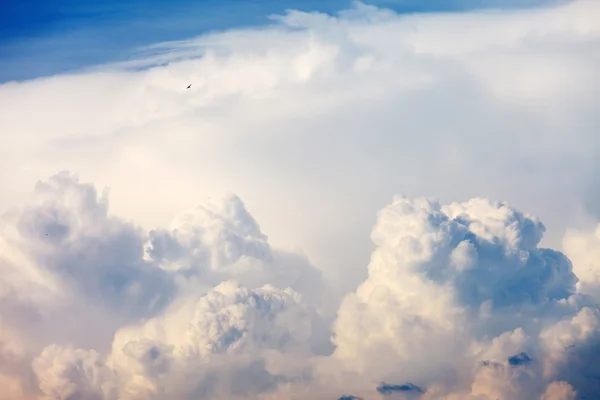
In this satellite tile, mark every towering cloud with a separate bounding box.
[0,172,332,399]
[315,196,597,399]
[1,171,600,399]
[1,0,599,399]
[33,281,319,400]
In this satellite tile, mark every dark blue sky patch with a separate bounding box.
[377,382,425,395]
[508,352,532,367]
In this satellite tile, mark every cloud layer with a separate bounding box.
[2,0,600,293]
[2,169,599,399]
[1,0,600,399]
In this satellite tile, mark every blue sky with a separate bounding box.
[0,0,558,82]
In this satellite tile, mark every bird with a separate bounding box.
[186,84,192,89]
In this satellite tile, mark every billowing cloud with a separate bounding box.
[1,0,599,297]
[0,172,332,399]
[33,281,319,400]
[563,224,600,301]
[1,0,599,399]
[2,173,600,399]
[320,195,598,399]
[142,193,332,314]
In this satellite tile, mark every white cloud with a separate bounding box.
[540,381,577,400]
[104,280,319,399]
[1,0,600,399]
[2,172,600,399]
[0,172,332,399]
[2,0,600,296]
[563,224,600,301]
[32,345,113,400]
[324,195,598,399]
[29,279,325,400]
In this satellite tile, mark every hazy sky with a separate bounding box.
[0,1,599,399]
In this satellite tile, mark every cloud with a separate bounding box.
[0,171,176,357]
[0,0,599,399]
[32,280,321,400]
[1,0,599,298]
[2,174,600,399]
[563,224,600,301]
[321,195,600,399]
[540,381,577,400]
[0,172,332,399]
[32,345,113,400]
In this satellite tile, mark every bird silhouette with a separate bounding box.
[186,84,192,89]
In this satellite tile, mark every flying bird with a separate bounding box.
[186,84,192,89]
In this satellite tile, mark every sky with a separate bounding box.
[1,0,600,399]
[1,0,562,81]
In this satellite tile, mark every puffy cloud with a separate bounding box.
[563,224,600,301]
[540,381,577,400]
[32,345,114,400]
[1,0,600,298]
[0,171,335,399]
[0,171,177,357]
[2,173,600,399]
[328,196,597,399]
[0,0,600,399]
[538,306,600,397]
[108,280,320,399]
[0,171,174,312]
[144,194,272,273]
[143,193,332,314]
[30,281,321,400]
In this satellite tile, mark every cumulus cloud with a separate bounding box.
[0,172,332,399]
[32,281,319,400]
[2,174,600,399]
[1,0,600,399]
[320,195,600,399]
[540,381,577,400]
[142,193,330,313]
[2,0,599,296]
[0,171,176,357]
[563,224,600,301]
